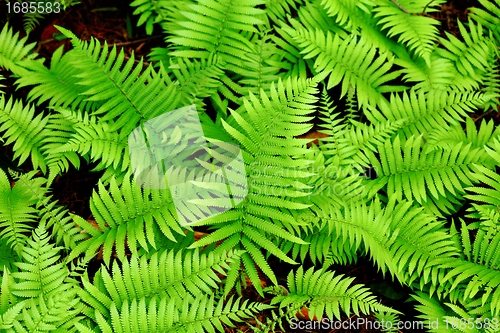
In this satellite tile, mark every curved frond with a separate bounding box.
[57,27,181,137]
[0,96,49,173]
[77,248,243,321]
[0,23,37,76]
[378,89,488,140]
[15,47,102,111]
[0,169,37,256]
[364,135,491,208]
[289,28,398,109]
[373,0,442,64]
[11,226,71,298]
[168,0,265,74]
[269,266,399,321]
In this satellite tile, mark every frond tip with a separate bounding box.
[268,266,399,321]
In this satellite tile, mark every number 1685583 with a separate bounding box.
[6,1,61,14]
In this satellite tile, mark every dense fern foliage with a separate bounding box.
[2,0,500,331]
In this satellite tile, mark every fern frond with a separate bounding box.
[52,112,129,173]
[77,248,243,321]
[8,170,86,250]
[0,96,49,173]
[169,53,226,108]
[343,119,405,167]
[383,198,459,291]
[466,164,500,211]
[284,198,395,272]
[0,23,37,76]
[365,135,490,206]
[23,11,44,34]
[265,0,303,23]
[57,27,180,136]
[394,52,456,91]
[0,238,20,273]
[77,294,269,333]
[378,89,488,140]
[0,169,37,256]
[130,0,171,35]
[270,266,399,321]
[67,176,186,264]
[41,112,82,183]
[15,289,82,333]
[434,225,500,317]
[436,18,493,79]
[15,47,102,111]
[485,137,500,165]
[0,269,25,331]
[238,29,288,99]
[479,42,500,112]
[190,77,321,294]
[470,0,500,44]
[11,226,71,298]
[412,291,460,333]
[168,0,265,75]
[424,117,500,154]
[315,87,354,167]
[320,0,376,33]
[373,0,442,64]
[289,28,398,109]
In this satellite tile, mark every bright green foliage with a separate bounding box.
[0,169,38,256]
[69,176,186,263]
[15,47,101,111]
[0,97,49,174]
[191,77,318,295]
[265,0,303,22]
[168,0,266,74]
[378,89,488,140]
[2,226,83,332]
[471,0,500,44]
[2,0,500,331]
[289,28,398,109]
[52,113,129,173]
[76,294,270,333]
[0,24,37,76]
[365,135,489,205]
[372,0,442,65]
[129,0,171,35]
[269,266,399,321]
[169,53,226,108]
[57,26,181,136]
[437,18,493,79]
[11,226,70,298]
[75,248,268,332]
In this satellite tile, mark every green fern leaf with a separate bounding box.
[15,47,102,111]
[0,169,37,256]
[270,265,399,321]
[168,0,265,74]
[11,226,70,298]
[365,135,491,207]
[0,96,49,174]
[289,28,398,109]
[0,23,37,76]
[77,248,243,321]
[373,0,441,64]
[57,26,180,137]
[436,18,493,78]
